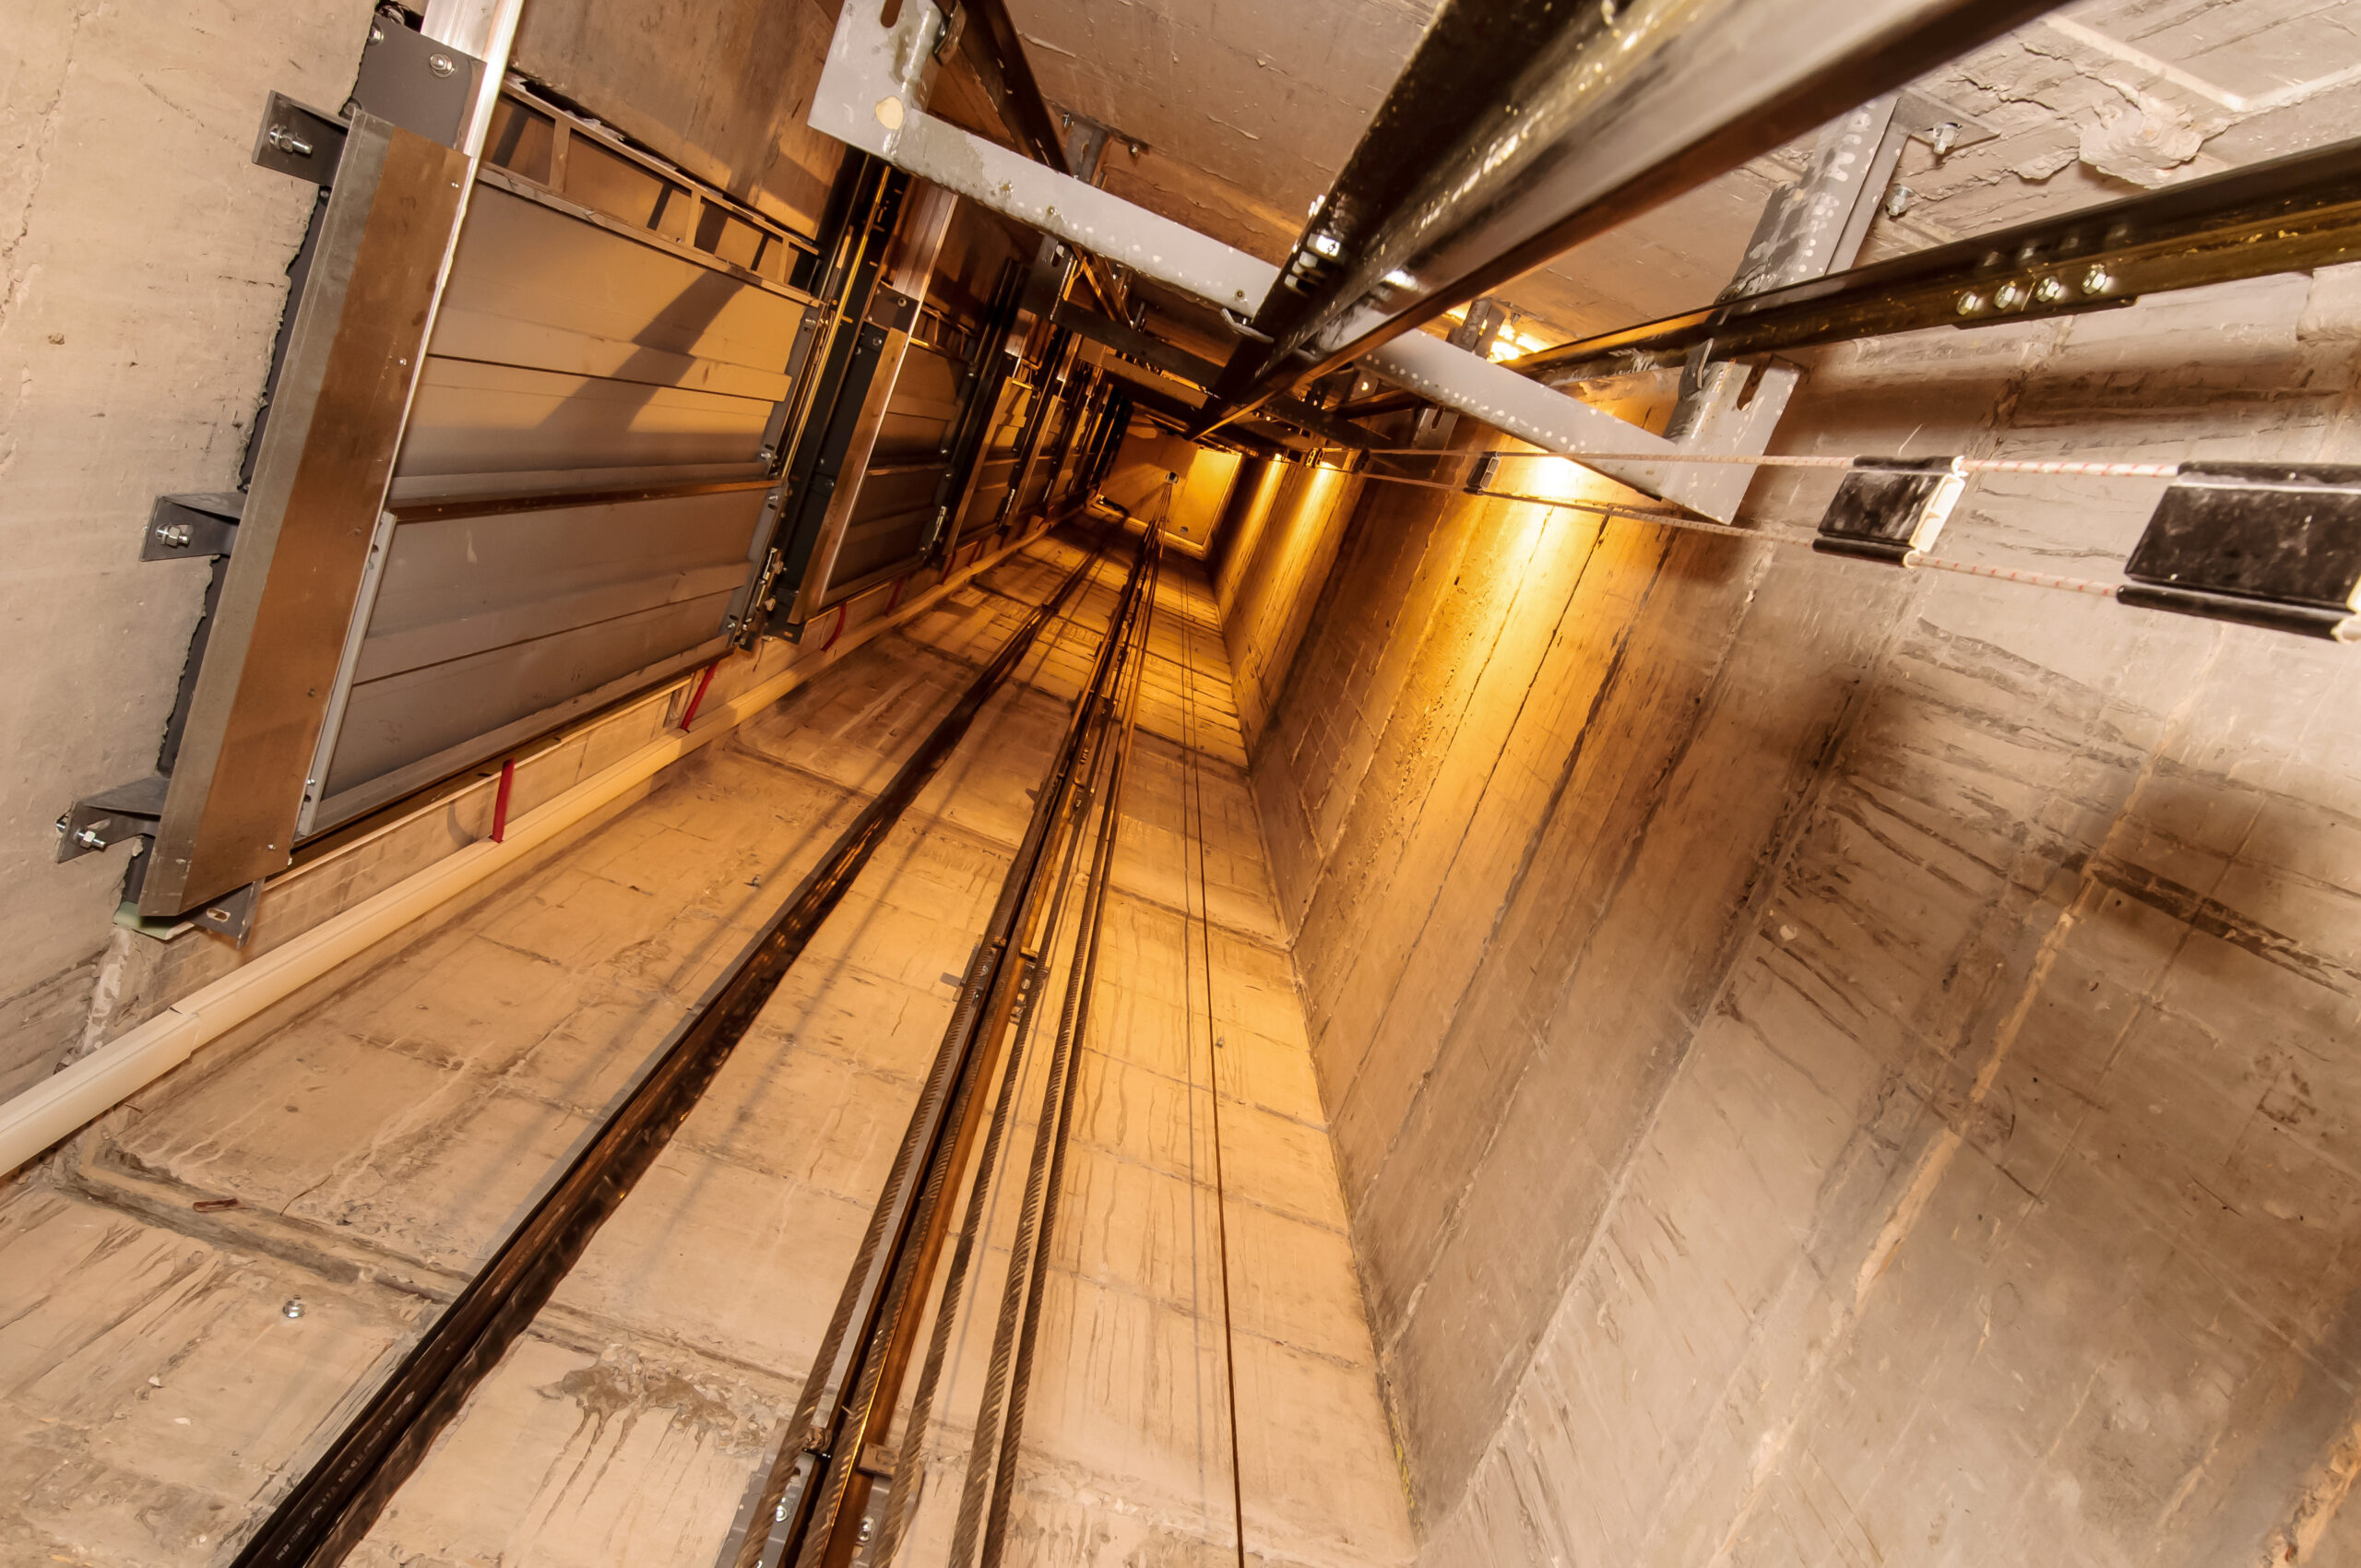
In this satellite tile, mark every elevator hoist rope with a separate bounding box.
[226,533,1116,1568]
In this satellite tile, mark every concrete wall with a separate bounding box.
[1214,457,1362,746]
[1239,266,2361,1563]
[0,0,380,1090]
[1102,427,1243,555]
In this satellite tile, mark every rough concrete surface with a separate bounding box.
[1234,240,2361,1564]
[0,535,1411,1568]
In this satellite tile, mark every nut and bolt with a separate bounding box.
[266,125,315,158]
[158,521,192,548]
[428,52,457,77]
[1307,232,1343,261]
[1929,122,1960,158]
[282,1298,305,1320]
[1955,291,1986,315]
[1881,184,1914,220]
[774,1503,789,1523]
[73,824,107,850]
[2035,277,2070,304]
[2082,265,2117,295]
[1994,281,2028,310]
[857,1516,875,1544]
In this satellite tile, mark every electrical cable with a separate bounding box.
[1296,445,2185,478]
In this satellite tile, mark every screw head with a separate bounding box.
[1994,281,2028,310]
[427,52,457,77]
[2035,277,2069,304]
[282,1299,305,1320]
[1881,184,1914,220]
[2082,265,2117,295]
[1955,291,1986,315]
[1929,122,1960,158]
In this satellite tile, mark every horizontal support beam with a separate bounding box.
[1510,129,2361,380]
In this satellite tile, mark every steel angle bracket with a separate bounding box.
[2120,463,2361,641]
[253,91,349,183]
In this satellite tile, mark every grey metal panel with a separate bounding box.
[303,178,809,823]
[315,483,767,808]
[398,359,777,479]
[141,117,472,916]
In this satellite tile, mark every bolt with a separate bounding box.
[1307,232,1342,261]
[74,824,106,850]
[53,813,70,836]
[1599,0,1626,20]
[1929,122,1960,158]
[282,1299,305,1320]
[428,52,457,77]
[1881,184,1914,220]
[1381,267,1418,291]
[1955,291,1986,315]
[158,521,191,548]
[774,1503,788,1523]
[2082,265,2117,295]
[858,1516,874,1544]
[2035,277,2069,304]
[1994,280,2028,310]
[267,125,315,158]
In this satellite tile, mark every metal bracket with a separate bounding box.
[1892,89,1998,159]
[352,18,483,148]
[252,92,349,184]
[142,493,243,560]
[55,776,170,863]
[2120,462,2361,640]
[1812,456,1966,564]
[193,879,267,947]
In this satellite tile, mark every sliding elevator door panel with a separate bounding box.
[301,176,811,832]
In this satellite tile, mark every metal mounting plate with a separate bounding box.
[2121,462,2361,639]
[253,92,350,183]
[143,493,244,561]
[1812,456,1966,564]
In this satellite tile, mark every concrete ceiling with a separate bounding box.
[997,0,2361,352]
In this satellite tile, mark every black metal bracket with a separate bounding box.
[142,493,243,561]
[1812,457,1966,564]
[251,92,349,184]
[2120,462,2361,640]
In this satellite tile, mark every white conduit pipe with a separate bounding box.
[0,529,1047,1178]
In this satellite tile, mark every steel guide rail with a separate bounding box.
[225,534,1113,1568]
[728,526,1162,1568]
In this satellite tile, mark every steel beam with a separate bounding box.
[1509,128,2361,383]
[1206,0,2061,425]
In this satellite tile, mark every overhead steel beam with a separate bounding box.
[1050,302,1382,450]
[1507,128,2361,382]
[1203,0,2061,431]
[804,3,1711,499]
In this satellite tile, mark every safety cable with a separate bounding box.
[1316,464,2132,600]
[1301,445,2185,478]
